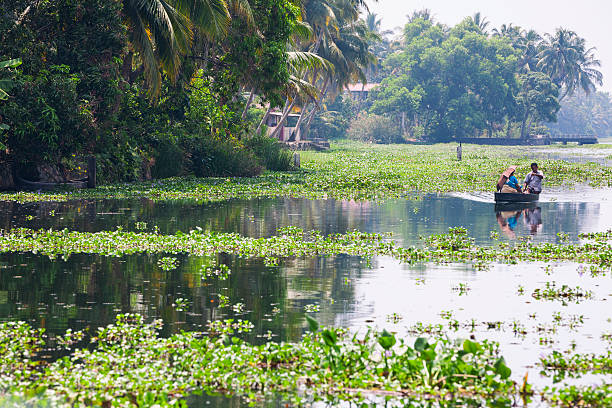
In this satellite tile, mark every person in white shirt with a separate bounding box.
[523,163,544,194]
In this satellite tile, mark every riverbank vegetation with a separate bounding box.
[0,0,375,185]
[0,142,610,203]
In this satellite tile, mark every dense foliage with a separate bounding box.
[365,14,602,142]
[0,0,302,184]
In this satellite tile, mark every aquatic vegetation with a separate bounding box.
[218,294,229,308]
[386,313,403,323]
[2,143,612,204]
[452,282,471,296]
[540,349,612,381]
[157,256,179,271]
[304,303,320,313]
[531,282,594,303]
[231,302,245,313]
[172,298,189,311]
[578,229,612,240]
[543,384,612,408]
[1,227,611,268]
[206,319,254,335]
[0,314,519,407]
[199,262,231,280]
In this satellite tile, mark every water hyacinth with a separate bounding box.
[0,226,610,268]
[1,142,611,204]
[0,314,519,407]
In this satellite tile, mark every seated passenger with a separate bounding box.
[497,166,522,193]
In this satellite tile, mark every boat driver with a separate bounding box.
[523,163,544,194]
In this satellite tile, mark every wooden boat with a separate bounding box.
[494,192,539,203]
[16,175,88,191]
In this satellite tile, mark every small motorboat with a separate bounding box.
[494,192,539,203]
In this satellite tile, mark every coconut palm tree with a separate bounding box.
[492,23,521,42]
[537,28,603,100]
[408,9,433,23]
[471,12,490,33]
[296,15,376,141]
[365,13,382,34]
[517,29,543,73]
[122,0,235,98]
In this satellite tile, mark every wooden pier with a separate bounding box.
[549,134,598,145]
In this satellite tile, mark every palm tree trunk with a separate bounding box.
[256,95,291,136]
[255,107,269,135]
[520,113,529,139]
[241,87,256,120]
[292,103,311,142]
[295,76,330,141]
[270,97,298,140]
[302,80,332,140]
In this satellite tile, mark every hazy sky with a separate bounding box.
[369,0,611,93]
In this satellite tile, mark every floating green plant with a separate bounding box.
[2,143,612,204]
[1,227,611,267]
[157,256,179,271]
[0,314,519,407]
[531,282,594,304]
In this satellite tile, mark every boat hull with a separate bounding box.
[494,192,539,203]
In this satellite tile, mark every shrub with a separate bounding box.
[347,113,402,144]
[185,134,262,178]
[245,132,293,171]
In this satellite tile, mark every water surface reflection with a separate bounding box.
[1,194,610,245]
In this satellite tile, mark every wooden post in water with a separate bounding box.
[457,142,462,161]
[293,152,301,168]
[87,156,96,188]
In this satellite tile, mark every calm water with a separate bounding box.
[2,192,611,243]
[1,193,611,404]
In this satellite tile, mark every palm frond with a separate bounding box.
[0,58,22,69]
[172,0,231,39]
[228,0,253,26]
[291,20,314,42]
[286,75,321,101]
[287,51,334,74]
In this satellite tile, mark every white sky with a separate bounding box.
[368,0,611,93]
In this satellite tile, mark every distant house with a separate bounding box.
[346,83,379,101]
[265,111,301,142]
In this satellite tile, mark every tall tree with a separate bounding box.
[515,72,560,138]
[537,28,603,100]
[470,12,490,33]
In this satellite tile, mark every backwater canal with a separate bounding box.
[1,192,611,404]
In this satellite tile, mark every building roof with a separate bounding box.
[346,83,379,92]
